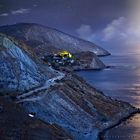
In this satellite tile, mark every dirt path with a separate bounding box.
[16,73,65,102]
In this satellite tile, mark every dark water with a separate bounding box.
[77,53,140,140]
[77,54,140,108]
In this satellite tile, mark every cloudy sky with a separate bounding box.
[0,0,140,52]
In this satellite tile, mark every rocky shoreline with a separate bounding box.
[98,108,140,140]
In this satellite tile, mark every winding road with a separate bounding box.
[17,73,65,102]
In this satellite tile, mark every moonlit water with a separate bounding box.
[77,53,140,108]
[77,48,140,140]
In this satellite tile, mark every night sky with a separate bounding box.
[0,0,129,32]
[0,0,139,51]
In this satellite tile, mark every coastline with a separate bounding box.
[98,108,140,140]
[74,66,110,72]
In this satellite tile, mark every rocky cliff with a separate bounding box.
[74,51,105,70]
[0,34,60,94]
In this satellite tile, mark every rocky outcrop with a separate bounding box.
[0,97,71,140]
[74,51,105,70]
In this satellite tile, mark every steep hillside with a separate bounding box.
[0,23,110,56]
[0,23,109,70]
[0,34,59,94]
[0,28,137,140]
[0,97,71,140]
[17,73,136,140]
